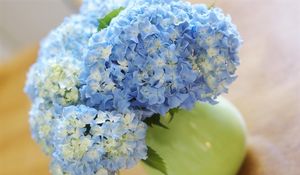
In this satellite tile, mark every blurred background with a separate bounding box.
[0,0,81,61]
[0,0,300,175]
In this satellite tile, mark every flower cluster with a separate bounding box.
[81,0,241,116]
[25,0,241,174]
[52,105,147,174]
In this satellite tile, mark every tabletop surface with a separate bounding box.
[0,0,299,175]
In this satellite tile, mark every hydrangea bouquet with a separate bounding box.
[25,0,245,175]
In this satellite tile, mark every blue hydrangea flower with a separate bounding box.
[38,14,97,62]
[52,105,147,174]
[24,14,96,105]
[81,0,242,116]
[25,0,242,174]
[25,56,82,106]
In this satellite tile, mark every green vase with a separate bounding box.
[143,97,247,175]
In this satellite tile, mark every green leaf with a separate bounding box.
[142,146,168,175]
[168,107,180,123]
[97,7,125,31]
[144,114,169,129]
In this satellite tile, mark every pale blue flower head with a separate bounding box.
[38,14,96,61]
[24,14,96,106]
[25,56,82,106]
[52,105,147,174]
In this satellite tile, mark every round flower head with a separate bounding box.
[38,14,97,62]
[24,14,96,104]
[52,105,147,174]
[81,0,242,116]
[26,56,81,106]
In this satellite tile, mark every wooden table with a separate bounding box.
[1,0,299,174]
